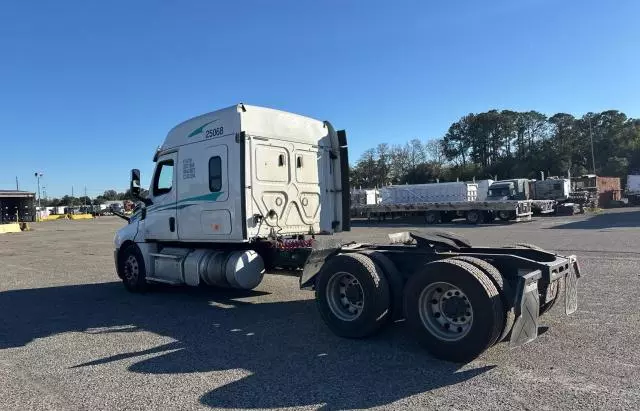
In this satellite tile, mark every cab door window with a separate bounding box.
[153,160,174,196]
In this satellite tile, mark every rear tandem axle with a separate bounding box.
[301,231,580,363]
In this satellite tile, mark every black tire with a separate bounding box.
[465,210,484,225]
[539,276,565,315]
[315,253,390,339]
[425,211,440,225]
[450,256,515,343]
[403,259,505,363]
[360,251,404,321]
[118,244,148,292]
[497,210,515,221]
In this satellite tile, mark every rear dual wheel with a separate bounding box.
[450,256,515,342]
[315,253,391,338]
[403,259,505,362]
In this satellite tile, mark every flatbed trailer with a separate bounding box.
[353,200,533,224]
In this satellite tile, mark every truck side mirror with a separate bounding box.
[130,169,141,196]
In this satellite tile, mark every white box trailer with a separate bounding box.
[380,182,478,204]
[112,104,579,363]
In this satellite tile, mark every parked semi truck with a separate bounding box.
[626,174,640,205]
[487,179,557,218]
[113,104,581,362]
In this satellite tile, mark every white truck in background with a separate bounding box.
[626,174,640,205]
[112,104,580,362]
[487,179,559,218]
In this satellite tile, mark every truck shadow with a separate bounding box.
[549,209,640,229]
[0,282,494,409]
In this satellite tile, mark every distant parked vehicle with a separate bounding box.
[626,174,640,205]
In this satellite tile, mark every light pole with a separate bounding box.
[34,172,43,208]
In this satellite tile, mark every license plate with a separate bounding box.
[565,264,579,315]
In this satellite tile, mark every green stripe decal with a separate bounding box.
[147,192,224,213]
[187,120,218,138]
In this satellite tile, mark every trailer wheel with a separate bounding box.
[315,253,390,338]
[450,256,515,343]
[424,211,440,225]
[119,244,148,293]
[539,277,565,315]
[404,259,504,362]
[465,210,483,225]
[497,211,515,221]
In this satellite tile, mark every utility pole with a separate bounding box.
[84,186,88,207]
[16,176,19,190]
[34,172,43,208]
[588,116,596,174]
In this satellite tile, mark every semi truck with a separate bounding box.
[626,174,640,205]
[487,179,556,218]
[113,104,581,362]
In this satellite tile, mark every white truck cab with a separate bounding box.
[114,104,349,291]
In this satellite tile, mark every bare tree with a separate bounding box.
[424,139,445,165]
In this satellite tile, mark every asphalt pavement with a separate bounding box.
[1,210,639,410]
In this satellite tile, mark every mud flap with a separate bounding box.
[509,269,542,348]
[565,255,580,315]
[299,238,343,289]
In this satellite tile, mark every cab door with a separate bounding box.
[145,152,178,241]
[177,143,232,241]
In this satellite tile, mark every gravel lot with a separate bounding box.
[1,210,639,410]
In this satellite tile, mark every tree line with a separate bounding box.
[40,189,148,207]
[350,110,640,188]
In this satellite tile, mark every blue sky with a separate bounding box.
[1,0,638,198]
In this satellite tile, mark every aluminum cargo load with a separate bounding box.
[380,182,478,205]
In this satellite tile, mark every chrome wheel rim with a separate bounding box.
[418,281,474,341]
[326,272,364,321]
